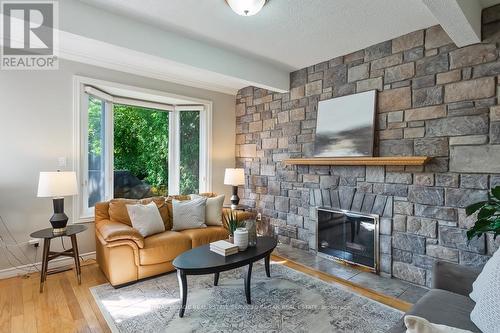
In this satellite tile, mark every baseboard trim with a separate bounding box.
[0,251,96,280]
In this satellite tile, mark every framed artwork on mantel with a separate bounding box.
[313,90,377,157]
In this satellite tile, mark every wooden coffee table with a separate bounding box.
[172,236,277,317]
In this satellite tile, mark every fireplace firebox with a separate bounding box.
[317,207,379,272]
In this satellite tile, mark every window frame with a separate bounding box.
[73,76,213,223]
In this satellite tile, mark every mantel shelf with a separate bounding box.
[283,156,431,166]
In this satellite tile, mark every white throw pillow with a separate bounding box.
[126,202,165,237]
[191,194,225,226]
[404,315,473,333]
[171,197,207,231]
[470,246,500,301]
[470,247,500,333]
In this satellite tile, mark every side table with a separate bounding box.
[30,224,88,292]
[223,204,252,211]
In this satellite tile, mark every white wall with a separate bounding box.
[0,59,236,272]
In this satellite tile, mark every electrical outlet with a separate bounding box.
[28,238,40,247]
[256,213,262,221]
[57,157,67,168]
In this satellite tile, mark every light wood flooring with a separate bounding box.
[0,255,411,333]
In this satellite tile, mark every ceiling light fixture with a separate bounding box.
[226,0,267,16]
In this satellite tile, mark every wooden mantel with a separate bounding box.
[283,156,431,166]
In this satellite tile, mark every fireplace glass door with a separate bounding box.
[317,208,379,271]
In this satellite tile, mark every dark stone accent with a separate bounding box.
[365,41,392,61]
[439,226,485,254]
[393,232,426,254]
[408,186,444,205]
[415,204,457,221]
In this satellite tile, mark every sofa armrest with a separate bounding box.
[432,261,481,296]
[222,208,257,222]
[96,220,144,249]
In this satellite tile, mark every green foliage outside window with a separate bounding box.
[88,96,103,157]
[87,98,201,197]
[113,104,169,196]
[180,111,200,195]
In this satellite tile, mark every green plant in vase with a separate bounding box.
[465,186,500,241]
[223,210,243,239]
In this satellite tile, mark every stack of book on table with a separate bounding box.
[210,240,239,256]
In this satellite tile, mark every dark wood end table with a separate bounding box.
[223,204,252,211]
[30,224,88,293]
[172,236,277,317]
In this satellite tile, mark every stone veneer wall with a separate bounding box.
[235,6,500,286]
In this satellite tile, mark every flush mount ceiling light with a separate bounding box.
[226,0,267,16]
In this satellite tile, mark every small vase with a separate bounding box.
[245,220,257,247]
[233,228,248,251]
[228,235,234,243]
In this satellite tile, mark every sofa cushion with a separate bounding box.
[470,247,500,333]
[172,197,207,231]
[109,197,170,229]
[165,193,217,227]
[165,195,191,227]
[126,202,165,237]
[139,231,191,265]
[470,246,500,301]
[389,289,480,333]
[191,194,225,226]
[179,226,229,248]
[404,315,474,333]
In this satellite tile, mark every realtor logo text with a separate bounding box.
[1,1,58,70]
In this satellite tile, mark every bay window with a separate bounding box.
[74,77,211,222]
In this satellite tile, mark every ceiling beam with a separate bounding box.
[57,0,290,94]
[422,0,482,47]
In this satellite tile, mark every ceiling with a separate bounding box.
[78,0,444,71]
[77,0,500,71]
[71,0,500,93]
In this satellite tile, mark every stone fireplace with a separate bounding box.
[310,184,392,275]
[317,207,380,272]
[236,8,500,287]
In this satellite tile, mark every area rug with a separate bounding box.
[90,262,403,332]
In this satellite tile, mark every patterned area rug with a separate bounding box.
[91,262,403,332]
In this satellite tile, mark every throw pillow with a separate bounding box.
[109,197,169,228]
[172,197,207,231]
[470,247,500,333]
[165,195,192,229]
[191,194,225,226]
[470,246,500,301]
[404,315,473,333]
[126,202,165,237]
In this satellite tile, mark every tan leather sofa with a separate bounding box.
[95,193,255,287]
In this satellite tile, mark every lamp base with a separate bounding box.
[50,198,68,234]
[52,227,67,235]
[230,186,240,209]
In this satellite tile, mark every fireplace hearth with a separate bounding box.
[317,207,379,272]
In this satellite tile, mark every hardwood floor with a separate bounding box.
[0,260,110,333]
[0,254,410,333]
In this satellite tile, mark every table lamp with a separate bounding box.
[37,171,78,234]
[224,168,245,209]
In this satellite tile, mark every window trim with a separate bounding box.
[72,76,213,223]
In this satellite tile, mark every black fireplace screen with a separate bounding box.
[317,208,379,271]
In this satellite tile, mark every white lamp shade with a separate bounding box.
[226,0,266,16]
[37,171,78,197]
[224,168,245,186]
